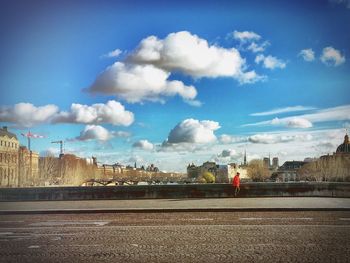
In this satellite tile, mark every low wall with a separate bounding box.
[0,182,349,201]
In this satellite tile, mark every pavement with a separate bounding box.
[1,210,350,262]
[0,197,349,214]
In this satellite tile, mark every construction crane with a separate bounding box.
[51,140,64,157]
[21,131,45,151]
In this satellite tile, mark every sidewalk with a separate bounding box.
[0,197,349,214]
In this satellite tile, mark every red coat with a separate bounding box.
[233,175,240,187]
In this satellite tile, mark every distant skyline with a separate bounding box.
[1,0,349,172]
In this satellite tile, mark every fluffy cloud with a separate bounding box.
[255,54,286,69]
[0,101,134,127]
[102,48,122,58]
[88,31,265,104]
[0,103,59,127]
[166,119,220,144]
[88,62,197,103]
[232,30,261,42]
[250,106,316,116]
[286,118,313,128]
[75,125,111,141]
[238,70,266,84]
[74,125,130,141]
[130,31,248,78]
[320,46,345,66]
[298,49,315,62]
[132,140,154,151]
[214,149,243,164]
[161,119,220,151]
[53,100,134,126]
[247,41,270,53]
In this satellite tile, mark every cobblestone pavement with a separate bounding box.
[0,211,349,263]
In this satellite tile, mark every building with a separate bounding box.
[272,157,279,169]
[216,163,248,183]
[187,161,247,183]
[263,157,270,168]
[262,155,279,172]
[0,126,40,187]
[335,133,350,156]
[276,161,306,182]
[0,126,19,187]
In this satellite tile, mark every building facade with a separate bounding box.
[187,161,247,183]
[0,126,39,187]
[0,126,19,187]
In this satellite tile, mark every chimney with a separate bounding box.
[2,126,7,131]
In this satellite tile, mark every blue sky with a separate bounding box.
[1,0,349,172]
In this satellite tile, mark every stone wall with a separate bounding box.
[0,182,349,201]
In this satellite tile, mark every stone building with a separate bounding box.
[0,126,19,187]
[276,161,306,182]
[187,161,247,183]
[0,126,39,187]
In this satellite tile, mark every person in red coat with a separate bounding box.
[232,172,240,197]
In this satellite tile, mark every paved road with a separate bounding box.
[0,211,349,262]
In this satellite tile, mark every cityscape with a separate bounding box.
[0,125,349,187]
[0,1,349,262]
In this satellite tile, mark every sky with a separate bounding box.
[0,0,350,172]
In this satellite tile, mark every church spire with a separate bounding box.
[244,150,247,166]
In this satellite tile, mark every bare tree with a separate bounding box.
[247,159,270,182]
[298,155,350,182]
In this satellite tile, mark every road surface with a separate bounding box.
[0,211,349,262]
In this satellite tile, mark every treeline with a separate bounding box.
[297,155,350,182]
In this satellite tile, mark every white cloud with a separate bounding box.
[232,30,261,43]
[88,62,197,103]
[74,125,129,141]
[161,119,220,151]
[255,54,286,69]
[75,125,111,141]
[102,48,122,58]
[238,70,267,84]
[298,49,315,62]
[130,31,249,79]
[88,31,265,104]
[320,46,345,66]
[247,41,270,53]
[286,118,313,128]
[183,99,203,107]
[53,100,134,126]
[219,134,247,144]
[248,133,313,144]
[244,105,350,128]
[166,119,220,144]
[132,140,154,151]
[250,106,316,116]
[214,149,243,164]
[0,103,59,127]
